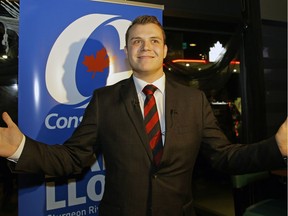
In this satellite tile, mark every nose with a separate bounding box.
[141,40,152,51]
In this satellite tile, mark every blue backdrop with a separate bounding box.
[18,0,163,215]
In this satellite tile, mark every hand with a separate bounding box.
[0,112,23,158]
[275,117,287,157]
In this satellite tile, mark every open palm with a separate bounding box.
[0,112,23,158]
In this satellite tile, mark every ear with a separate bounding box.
[163,44,168,59]
[124,46,128,56]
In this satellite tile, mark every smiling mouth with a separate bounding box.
[138,56,154,59]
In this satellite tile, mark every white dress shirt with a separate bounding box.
[133,74,166,144]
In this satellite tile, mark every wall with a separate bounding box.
[260,0,287,22]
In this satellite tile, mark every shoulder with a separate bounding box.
[166,75,205,96]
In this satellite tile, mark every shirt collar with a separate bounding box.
[133,74,165,95]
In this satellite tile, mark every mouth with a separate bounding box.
[138,55,155,59]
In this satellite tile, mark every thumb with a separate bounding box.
[2,112,16,128]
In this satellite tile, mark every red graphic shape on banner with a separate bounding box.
[83,48,109,78]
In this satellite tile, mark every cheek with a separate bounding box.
[155,48,165,57]
[129,46,140,55]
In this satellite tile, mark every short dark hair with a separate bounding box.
[125,15,166,45]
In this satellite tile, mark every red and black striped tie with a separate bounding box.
[143,84,163,166]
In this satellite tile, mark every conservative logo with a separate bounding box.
[43,14,132,135]
[46,14,132,106]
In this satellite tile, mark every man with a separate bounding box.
[0,15,287,216]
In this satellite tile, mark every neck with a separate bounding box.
[133,71,164,83]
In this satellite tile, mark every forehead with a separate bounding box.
[128,23,164,40]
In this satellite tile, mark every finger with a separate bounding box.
[2,112,15,127]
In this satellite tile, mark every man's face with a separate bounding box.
[124,23,167,77]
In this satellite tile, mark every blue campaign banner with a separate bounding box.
[18,0,163,215]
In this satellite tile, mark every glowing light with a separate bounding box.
[33,74,41,111]
[172,59,207,63]
[230,60,240,64]
[11,84,18,91]
[209,41,226,62]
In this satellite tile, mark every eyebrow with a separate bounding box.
[130,36,163,41]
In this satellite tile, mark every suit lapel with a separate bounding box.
[161,77,180,162]
[120,77,153,161]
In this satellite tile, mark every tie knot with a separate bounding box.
[143,84,158,96]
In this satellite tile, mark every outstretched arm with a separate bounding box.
[0,112,24,158]
[276,117,287,157]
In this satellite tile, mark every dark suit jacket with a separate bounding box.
[14,75,285,216]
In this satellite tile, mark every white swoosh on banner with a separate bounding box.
[106,19,131,50]
[45,14,117,105]
[105,18,133,86]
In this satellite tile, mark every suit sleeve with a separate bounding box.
[13,92,100,176]
[199,92,286,174]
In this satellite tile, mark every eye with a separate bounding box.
[132,39,142,45]
[151,39,160,44]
